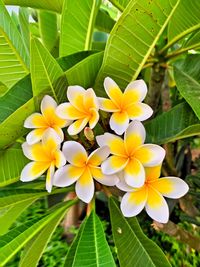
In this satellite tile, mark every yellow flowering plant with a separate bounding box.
[1,1,199,265]
[20,77,188,224]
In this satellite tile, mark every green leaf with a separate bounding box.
[95,9,115,33]
[19,204,68,267]
[174,55,200,120]
[182,30,200,50]
[0,198,36,235]
[60,0,101,57]
[0,187,72,208]
[3,0,63,13]
[31,38,67,103]
[65,51,104,90]
[95,0,179,91]
[0,148,29,187]
[0,0,29,88]
[145,102,200,144]
[19,7,30,58]
[109,0,130,11]
[38,10,58,52]
[64,211,115,267]
[109,197,171,267]
[0,75,32,123]
[0,98,35,149]
[167,0,200,49]
[0,200,76,266]
[57,51,98,71]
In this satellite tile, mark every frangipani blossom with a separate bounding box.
[56,86,99,135]
[117,165,189,223]
[24,95,70,145]
[99,77,153,135]
[53,141,118,203]
[20,129,66,192]
[96,120,165,188]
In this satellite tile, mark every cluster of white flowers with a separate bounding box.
[20,77,188,223]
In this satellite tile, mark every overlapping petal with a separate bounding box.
[124,79,147,103]
[98,98,119,112]
[121,187,147,217]
[20,161,50,182]
[126,103,153,121]
[91,167,118,186]
[62,141,87,167]
[68,118,89,135]
[96,133,126,156]
[125,120,145,155]
[109,111,129,135]
[104,77,122,107]
[124,158,145,188]
[145,187,169,223]
[101,155,128,175]
[46,164,55,193]
[87,146,110,167]
[75,167,94,203]
[54,165,84,187]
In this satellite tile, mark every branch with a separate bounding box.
[153,220,200,252]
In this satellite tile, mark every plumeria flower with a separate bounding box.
[24,95,70,145]
[20,129,66,192]
[117,165,189,223]
[53,141,118,203]
[96,120,165,188]
[99,77,153,135]
[56,86,99,135]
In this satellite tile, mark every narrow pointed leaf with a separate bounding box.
[38,10,58,52]
[95,0,179,91]
[0,198,36,235]
[145,102,200,144]
[64,211,116,267]
[0,200,76,266]
[19,7,30,57]
[19,204,68,267]
[31,38,66,103]
[174,55,200,120]
[0,0,29,88]
[95,9,115,33]
[60,0,101,57]
[109,197,171,267]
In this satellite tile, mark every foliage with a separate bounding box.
[0,0,200,266]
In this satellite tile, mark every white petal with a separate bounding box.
[67,85,85,111]
[124,79,147,102]
[26,129,45,145]
[62,141,87,166]
[134,144,166,167]
[46,164,55,193]
[24,113,45,128]
[75,168,94,203]
[41,95,57,114]
[96,133,126,157]
[120,189,147,217]
[124,158,145,188]
[145,187,169,223]
[67,118,88,135]
[87,146,110,166]
[53,165,84,187]
[109,112,129,135]
[127,103,153,121]
[91,167,118,186]
[42,128,62,149]
[101,155,128,175]
[125,120,146,155]
[104,77,122,107]
[22,142,34,160]
[151,177,189,199]
[20,161,49,182]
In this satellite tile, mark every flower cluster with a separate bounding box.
[21,77,189,223]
